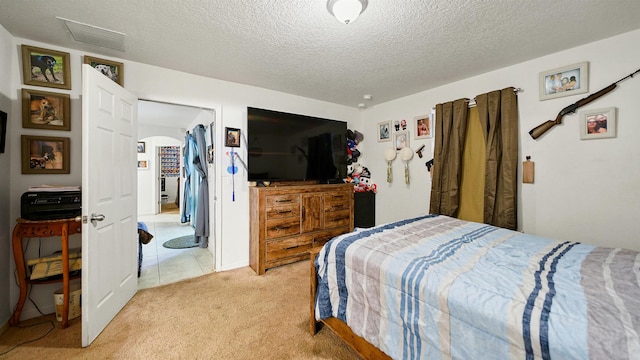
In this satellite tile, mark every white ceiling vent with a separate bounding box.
[57,17,126,52]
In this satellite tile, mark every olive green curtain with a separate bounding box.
[429,99,469,217]
[476,88,519,230]
[430,88,518,230]
[458,107,485,223]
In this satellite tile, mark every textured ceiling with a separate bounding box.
[2,0,640,108]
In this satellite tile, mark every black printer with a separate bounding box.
[21,191,81,220]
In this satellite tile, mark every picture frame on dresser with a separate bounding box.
[22,45,71,90]
[21,135,70,174]
[22,88,71,131]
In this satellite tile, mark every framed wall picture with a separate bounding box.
[377,121,391,142]
[0,110,7,153]
[22,88,71,131]
[225,127,241,147]
[22,45,71,90]
[137,141,146,153]
[138,160,149,169]
[84,55,124,86]
[579,107,616,140]
[394,130,409,151]
[21,135,70,174]
[539,61,588,101]
[413,112,433,139]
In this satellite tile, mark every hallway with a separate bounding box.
[137,209,213,290]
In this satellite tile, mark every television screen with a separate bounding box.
[247,107,347,183]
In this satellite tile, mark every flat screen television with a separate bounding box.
[247,107,347,183]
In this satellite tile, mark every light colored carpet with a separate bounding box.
[0,261,359,359]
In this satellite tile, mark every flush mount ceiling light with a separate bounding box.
[327,0,368,25]
[57,17,126,51]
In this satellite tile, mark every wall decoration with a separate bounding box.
[0,110,7,153]
[579,107,616,140]
[21,135,70,174]
[225,127,241,147]
[84,55,124,86]
[22,88,71,131]
[160,146,180,176]
[394,130,409,151]
[21,45,71,90]
[138,160,149,169]
[539,61,588,101]
[137,141,146,153]
[377,121,391,142]
[413,111,433,139]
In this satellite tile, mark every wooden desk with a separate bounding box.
[10,217,81,329]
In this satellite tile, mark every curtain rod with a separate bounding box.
[469,87,522,107]
[432,88,523,110]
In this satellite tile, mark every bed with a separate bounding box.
[310,214,640,359]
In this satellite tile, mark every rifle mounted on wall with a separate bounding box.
[529,68,640,140]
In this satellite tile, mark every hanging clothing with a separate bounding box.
[181,132,193,224]
[192,124,210,248]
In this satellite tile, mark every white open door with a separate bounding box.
[81,64,139,347]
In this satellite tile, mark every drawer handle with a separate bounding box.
[285,245,298,250]
[276,199,293,203]
[276,210,292,214]
[330,205,344,210]
[272,225,293,231]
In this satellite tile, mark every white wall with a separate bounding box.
[5,36,359,320]
[359,29,640,251]
[137,136,182,215]
[0,23,14,328]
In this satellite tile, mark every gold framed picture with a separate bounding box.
[22,88,71,131]
[84,55,124,86]
[21,135,70,174]
[22,45,71,90]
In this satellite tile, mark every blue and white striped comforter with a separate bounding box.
[315,215,640,359]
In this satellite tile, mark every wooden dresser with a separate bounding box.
[250,183,353,275]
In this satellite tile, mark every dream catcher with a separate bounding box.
[399,147,414,184]
[384,148,396,183]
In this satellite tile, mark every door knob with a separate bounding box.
[90,213,105,224]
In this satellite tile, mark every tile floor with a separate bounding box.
[137,209,214,290]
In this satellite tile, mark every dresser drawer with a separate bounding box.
[266,234,313,263]
[265,217,300,239]
[265,205,300,220]
[324,192,350,210]
[265,194,299,208]
[313,226,351,248]
[325,209,351,228]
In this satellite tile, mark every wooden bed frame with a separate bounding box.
[309,248,391,360]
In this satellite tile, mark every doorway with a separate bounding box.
[136,100,216,289]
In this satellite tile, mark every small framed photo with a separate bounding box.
[22,45,71,90]
[138,160,149,169]
[413,111,433,139]
[394,130,409,151]
[580,107,616,140]
[539,61,588,101]
[377,121,391,142]
[22,89,70,131]
[225,127,241,147]
[84,55,124,86]
[137,141,146,153]
[21,135,70,174]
